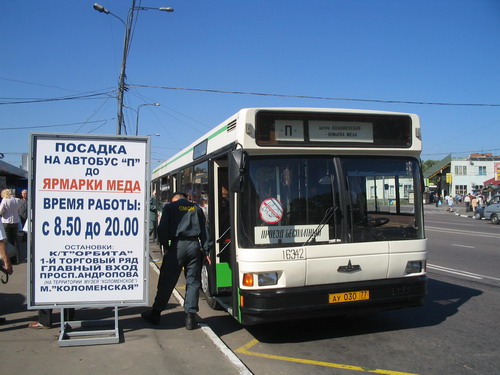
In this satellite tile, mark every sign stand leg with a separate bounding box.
[58,306,120,347]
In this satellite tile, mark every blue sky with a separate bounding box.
[1,0,499,170]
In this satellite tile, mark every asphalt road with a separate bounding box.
[198,206,500,375]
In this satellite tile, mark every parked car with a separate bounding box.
[474,194,500,224]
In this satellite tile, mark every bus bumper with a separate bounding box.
[239,276,427,325]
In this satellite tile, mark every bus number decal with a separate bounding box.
[282,248,304,260]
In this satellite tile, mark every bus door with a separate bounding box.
[213,161,232,292]
[304,157,390,286]
[201,159,233,310]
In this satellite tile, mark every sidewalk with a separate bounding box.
[0,239,247,375]
[424,202,475,218]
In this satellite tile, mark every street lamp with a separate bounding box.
[135,103,160,136]
[93,2,173,135]
[136,7,174,12]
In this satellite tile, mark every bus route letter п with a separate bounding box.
[29,135,149,308]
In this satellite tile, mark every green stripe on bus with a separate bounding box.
[207,125,228,140]
[152,124,229,174]
[237,288,242,323]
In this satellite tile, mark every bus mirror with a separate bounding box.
[229,149,246,193]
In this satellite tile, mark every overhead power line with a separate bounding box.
[130,84,500,107]
[0,91,115,105]
[0,76,115,94]
[0,119,110,131]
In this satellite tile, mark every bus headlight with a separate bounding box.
[258,272,278,286]
[405,261,424,275]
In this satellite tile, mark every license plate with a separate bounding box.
[328,290,370,304]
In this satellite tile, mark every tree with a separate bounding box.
[421,159,438,172]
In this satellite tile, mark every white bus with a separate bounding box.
[152,108,427,325]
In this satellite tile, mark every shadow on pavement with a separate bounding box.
[245,277,482,344]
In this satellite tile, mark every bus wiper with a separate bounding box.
[301,206,338,247]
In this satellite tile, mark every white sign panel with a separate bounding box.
[29,134,149,308]
[255,225,329,245]
[309,121,373,143]
[275,120,304,141]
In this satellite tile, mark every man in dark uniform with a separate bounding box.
[142,192,211,330]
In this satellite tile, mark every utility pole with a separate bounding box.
[93,2,173,135]
[115,0,136,135]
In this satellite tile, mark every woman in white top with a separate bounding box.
[0,189,22,252]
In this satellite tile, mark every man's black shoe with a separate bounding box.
[141,310,160,325]
[185,313,198,330]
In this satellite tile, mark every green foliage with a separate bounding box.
[421,159,438,172]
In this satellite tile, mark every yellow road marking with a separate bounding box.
[235,339,421,375]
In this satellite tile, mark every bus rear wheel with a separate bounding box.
[201,262,222,310]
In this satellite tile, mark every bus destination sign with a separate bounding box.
[309,121,373,143]
[274,120,373,143]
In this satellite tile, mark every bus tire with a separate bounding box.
[201,262,222,310]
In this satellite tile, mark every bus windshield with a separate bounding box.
[238,156,423,248]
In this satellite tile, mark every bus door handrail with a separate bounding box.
[216,227,231,257]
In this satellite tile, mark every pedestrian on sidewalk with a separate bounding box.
[0,222,13,325]
[0,189,22,257]
[141,192,211,330]
[18,189,28,242]
[435,193,441,207]
[464,194,471,212]
[28,308,75,329]
[20,218,75,329]
[471,196,478,213]
[447,195,454,211]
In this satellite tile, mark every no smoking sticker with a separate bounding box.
[259,198,283,224]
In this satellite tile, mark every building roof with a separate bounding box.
[467,153,500,161]
[423,154,452,179]
[423,153,500,180]
[0,160,28,179]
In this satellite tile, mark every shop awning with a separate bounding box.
[483,177,500,186]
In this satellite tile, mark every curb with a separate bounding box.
[454,212,472,218]
[452,211,485,220]
[149,259,253,375]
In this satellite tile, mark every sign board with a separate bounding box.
[275,120,305,141]
[28,134,150,308]
[309,121,373,143]
[274,120,374,143]
[255,225,329,245]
